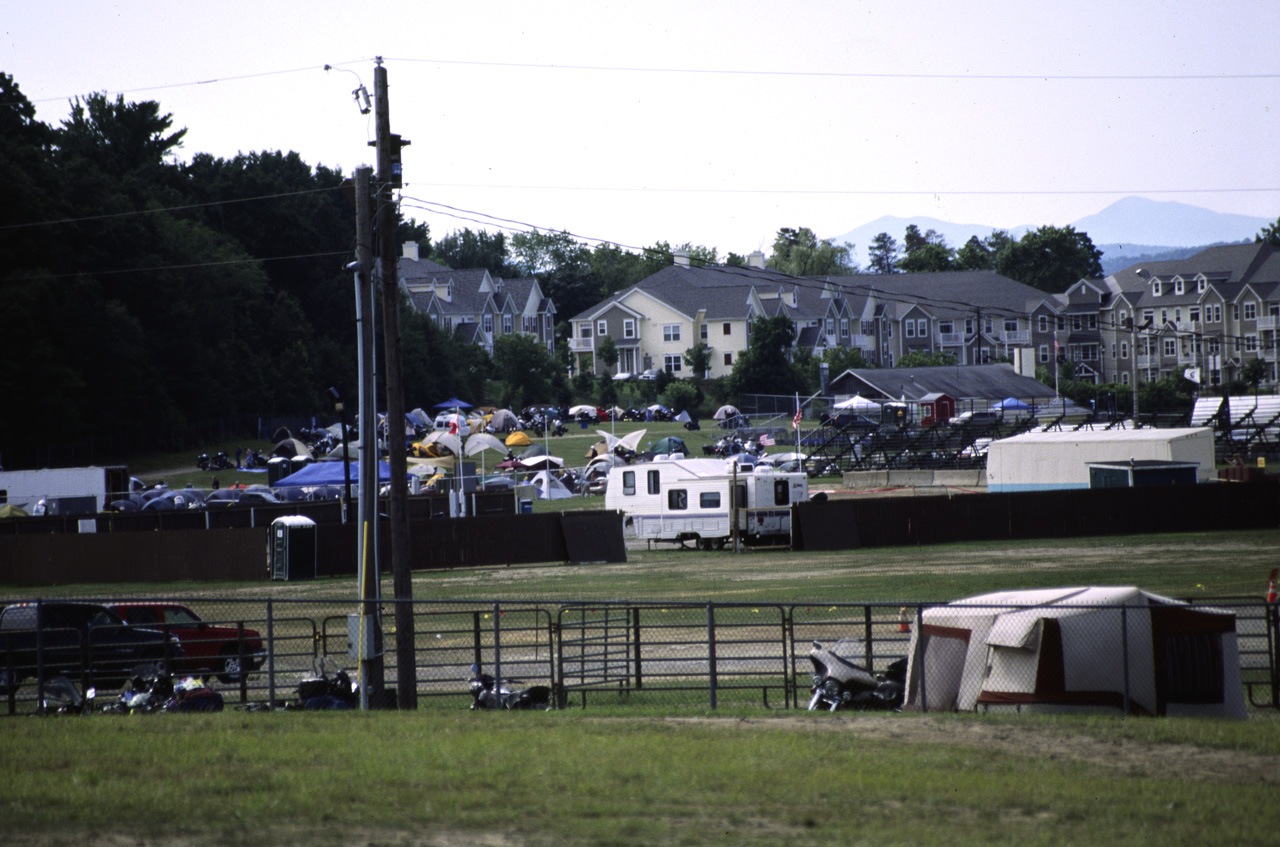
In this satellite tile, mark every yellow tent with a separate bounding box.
[505,431,532,447]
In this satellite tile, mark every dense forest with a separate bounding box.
[0,74,480,465]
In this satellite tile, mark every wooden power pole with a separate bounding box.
[373,57,417,709]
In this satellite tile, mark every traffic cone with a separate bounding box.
[898,606,911,633]
[1267,569,1278,604]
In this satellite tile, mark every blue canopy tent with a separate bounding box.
[434,397,473,409]
[991,397,1031,411]
[273,460,390,488]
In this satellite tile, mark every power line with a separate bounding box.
[0,186,343,231]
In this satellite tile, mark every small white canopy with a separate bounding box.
[834,394,881,411]
[464,433,508,456]
[531,470,572,500]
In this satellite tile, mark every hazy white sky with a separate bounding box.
[5,0,1278,256]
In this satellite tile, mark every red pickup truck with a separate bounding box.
[106,603,265,683]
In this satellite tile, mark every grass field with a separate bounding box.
[3,529,1279,846]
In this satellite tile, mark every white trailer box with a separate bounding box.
[605,457,807,548]
[0,466,129,515]
[985,427,1214,492]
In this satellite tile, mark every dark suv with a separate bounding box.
[106,603,265,683]
[0,601,183,692]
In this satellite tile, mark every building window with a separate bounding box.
[861,320,875,335]
[966,318,975,334]
[1189,308,1200,324]
[1142,309,1154,327]
[825,318,835,335]
[1004,319,1019,333]
[623,319,636,339]
[663,354,682,373]
[580,324,592,338]
[939,321,954,335]
[724,352,732,366]
[663,324,681,342]
[840,319,849,338]
[700,323,708,341]
[1243,302,1258,321]
[1121,372,1130,385]
[502,314,513,334]
[1071,315,1082,331]
[1120,341,1129,359]
[1038,344,1049,363]
[1038,315,1048,333]
[905,321,916,339]
[1056,316,1065,331]
[1197,277,1207,293]
[483,314,493,334]
[1152,281,1162,296]
[1117,310,1128,328]
[723,322,731,335]
[1163,339,1177,357]
[1175,279,1184,295]
[1245,335,1258,352]
[1210,304,1222,323]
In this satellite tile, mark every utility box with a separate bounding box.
[347,613,381,660]
[270,515,316,580]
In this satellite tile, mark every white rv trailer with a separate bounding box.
[604,457,807,548]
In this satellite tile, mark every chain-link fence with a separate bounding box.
[2,596,1276,715]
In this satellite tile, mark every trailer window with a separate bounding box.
[667,489,688,510]
[647,470,660,495]
[773,480,790,506]
[622,471,635,496]
[699,491,721,509]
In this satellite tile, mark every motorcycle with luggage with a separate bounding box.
[807,640,906,712]
[467,663,553,710]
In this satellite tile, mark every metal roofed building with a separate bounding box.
[984,427,1215,492]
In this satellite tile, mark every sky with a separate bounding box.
[4,0,1279,259]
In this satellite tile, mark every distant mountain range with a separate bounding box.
[829,197,1275,276]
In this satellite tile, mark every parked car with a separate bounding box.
[106,603,265,683]
[433,411,471,437]
[948,410,1000,426]
[637,368,660,381]
[0,601,184,691]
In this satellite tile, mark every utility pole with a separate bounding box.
[353,165,383,709]
[372,57,417,709]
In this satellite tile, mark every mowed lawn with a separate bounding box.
[2,528,1279,846]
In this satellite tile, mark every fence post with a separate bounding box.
[863,605,874,672]
[493,603,502,694]
[915,602,926,712]
[1121,603,1131,715]
[632,607,643,689]
[267,600,275,707]
[35,598,45,713]
[472,611,482,669]
[707,603,717,710]
[237,621,248,703]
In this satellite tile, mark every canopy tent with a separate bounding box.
[520,455,564,470]
[834,394,881,411]
[991,397,1031,411]
[274,460,391,488]
[904,586,1245,718]
[433,397,473,409]
[421,430,461,456]
[465,433,508,456]
[569,404,597,417]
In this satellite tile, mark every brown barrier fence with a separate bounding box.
[0,511,627,586]
[794,481,1280,551]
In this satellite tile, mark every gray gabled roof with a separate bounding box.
[831,363,1055,403]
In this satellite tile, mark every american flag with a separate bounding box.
[759,433,775,447]
[792,407,803,429]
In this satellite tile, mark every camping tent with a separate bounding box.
[530,470,572,500]
[903,586,1245,718]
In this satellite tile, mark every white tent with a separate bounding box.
[903,586,1245,718]
[834,394,881,411]
[530,470,573,500]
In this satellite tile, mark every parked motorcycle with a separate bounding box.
[467,663,553,710]
[807,640,906,712]
[297,657,359,710]
[40,676,96,716]
[551,422,568,437]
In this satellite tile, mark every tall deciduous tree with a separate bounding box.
[994,225,1103,293]
[431,228,509,275]
[1256,218,1280,248]
[726,315,808,397]
[767,227,857,276]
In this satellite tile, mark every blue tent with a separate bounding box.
[434,397,473,409]
[273,460,390,487]
[990,397,1031,411]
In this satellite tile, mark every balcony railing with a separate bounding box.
[568,337,594,353]
[1258,315,1280,331]
[1000,330,1030,344]
[935,332,965,346]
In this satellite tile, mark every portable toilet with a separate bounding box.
[270,515,317,580]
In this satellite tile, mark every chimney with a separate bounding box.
[402,242,419,261]
[674,250,690,267]
[748,250,765,269]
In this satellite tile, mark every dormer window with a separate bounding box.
[1152,281,1162,296]
[1174,279,1184,295]
[1197,277,1207,294]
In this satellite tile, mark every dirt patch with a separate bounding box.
[659,713,1280,786]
